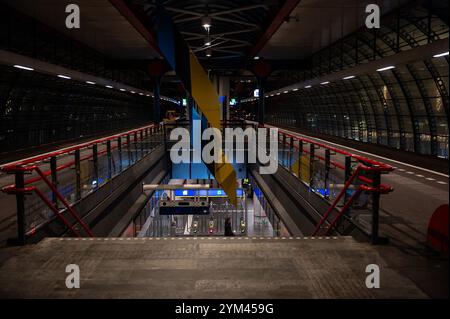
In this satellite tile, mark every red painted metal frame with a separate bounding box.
[2,165,94,237]
[249,0,302,57]
[270,125,394,236]
[3,186,81,237]
[1,123,160,238]
[0,123,158,171]
[311,165,393,236]
[108,0,161,55]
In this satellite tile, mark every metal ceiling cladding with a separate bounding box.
[156,4,237,206]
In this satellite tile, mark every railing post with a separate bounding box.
[134,132,138,161]
[282,133,286,166]
[117,136,123,172]
[288,136,293,172]
[127,134,132,164]
[14,170,26,245]
[74,149,81,200]
[150,126,154,150]
[309,143,315,188]
[298,140,303,178]
[140,130,144,157]
[50,156,58,206]
[344,156,352,202]
[106,140,112,180]
[371,171,381,245]
[324,149,331,199]
[92,144,99,188]
[145,128,149,153]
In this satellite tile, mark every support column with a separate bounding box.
[257,77,265,125]
[153,77,161,123]
[218,76,230,123]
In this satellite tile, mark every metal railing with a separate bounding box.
[272,125,394,243]
[1,123,164,244]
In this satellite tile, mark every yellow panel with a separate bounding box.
[189,52,221,128]
[291,154,310,183]
[300,155,310,183]
[188,50,237,206]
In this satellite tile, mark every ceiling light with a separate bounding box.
[202,16,211,31]
[343,75,355,80]
[305,85,312,88]
[283,90,288,94]
[119,88,126,92]
[131,91,136,94]
[86,81,96,85]
[293,88,299,91]
[376,66,395,72]
[206,49,212,57]
[105,85,113,89]
[320,81,329,85]
[433,51,449,58]
[139,92,144,95]
[13,65,34,71]
[57,75,71,79]
[254,56,260,60]
[276,92,281,95]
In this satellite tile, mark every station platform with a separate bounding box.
[0,237,427,299]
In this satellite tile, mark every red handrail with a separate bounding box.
[0,123,162,239]
[2,186,81,237]
[268,124,394,170]
[312,164,393,236]
[0,123,158,171]
[2,165,93,237]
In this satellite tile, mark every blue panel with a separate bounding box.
[156,10,176,69]
[232,163,246,179]
[175,189,244,197]
[172,163,190,179]
[191,163,210,179]
[174,190,196,197]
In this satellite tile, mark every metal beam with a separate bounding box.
[260,39,449,96]
[109,0,161,54]
[249,0,301,57]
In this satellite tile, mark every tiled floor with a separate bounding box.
[0,237,427,299]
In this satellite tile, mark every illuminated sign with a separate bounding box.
[175,189,244,197]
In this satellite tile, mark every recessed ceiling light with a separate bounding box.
[86,81,96,85]
[13,65,34,71]
[57,75,71,80]
[305,85,312,88]
[202,16,211,31]
[131,91,136,94]
[343,75,355,80]
[283,91,288,94]
[320,81,330,85]
[293,88,299,91]
[433,51,449,58]
[120,88,126,92]
[376,66,395,72]
[105,85,113,89]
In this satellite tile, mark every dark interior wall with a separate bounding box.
[262,2,449,159]
[0,65,153,153]
[0,2,158,154]
[0,2,150,89]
